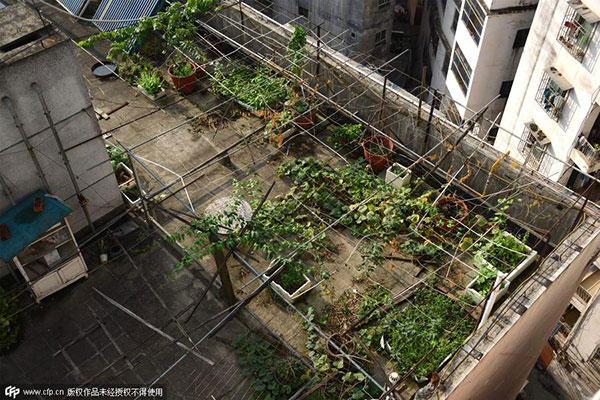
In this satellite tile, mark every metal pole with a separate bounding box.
[421,89,438,154]
[2,96,52,193]
[120,143,152,228]
[31,83,95,233]
[316,24,322,78]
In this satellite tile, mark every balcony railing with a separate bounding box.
[558,5,595,61]
[576,285,592,304]
[576,136,600,161]
[536,74,568,120]
[571,135,600,173]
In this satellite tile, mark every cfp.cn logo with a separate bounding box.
[4,386,20,399]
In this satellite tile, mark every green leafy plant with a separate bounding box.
[472,265,500,294]
[137,69,163,95]
[170,62,195,78]
[287,25,307,76]
[106,144,129,172]
[118,59,154,86]
[327,124,363,150]
[477,231,530,273]
[78,0,217,62]
[0,287,20,352]
[358,286,475,378]
[232,334,306,399]
[211,62,291,111]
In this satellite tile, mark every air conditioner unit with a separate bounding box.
[526,122,551,145]
[547,67,573,91]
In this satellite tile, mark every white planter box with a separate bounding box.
[122,187,146,208]
[266,273,312,303]
[465,259,510,303]
[137,85,166,101]
[116,162,135,190]
[503,233,537,282]
[385,162,411,188]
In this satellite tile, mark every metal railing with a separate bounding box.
[574,135,600,163]
[558,5,595,61]
[576,284,592,304]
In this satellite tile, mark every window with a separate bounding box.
[487,127,498,144]
[513,28,529,48]
[0,1,5,9]
[442,48,451,76]
[379,0,390,9]
[462,0,486,45]
[299,5,308,17]
[536,73,569,120]
[499,80,513,98]
[375,30,386,47]
[557,5,596,61]
[451,9,459,34]
[518,126,553,174]
[451,44,472,93]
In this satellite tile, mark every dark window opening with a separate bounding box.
[375,30,386,47]
[499,80,513,98]
[513,28,530,48]
[535,73,569,120]
[451,9,459,33]
[451,44,472,93]
[299,5,308,17]
[487,127,498,144]
[0,29,49,53]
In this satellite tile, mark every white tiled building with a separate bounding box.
[418,0,537,135]
[495,0,600,188]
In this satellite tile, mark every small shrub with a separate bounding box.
[170,62,195,77]
[0,287,20,352]
[137,70,163,95]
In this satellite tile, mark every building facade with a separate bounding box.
[495,0,600,188]
[245,0,397,60]
[417,0,537,135]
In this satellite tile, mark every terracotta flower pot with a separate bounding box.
[193,63,206,79]
[293,113,316,130]
[434,197,468,232]
[168,64,197,94]
[362,135,393,172]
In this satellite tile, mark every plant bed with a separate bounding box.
[266,267,312,304]
[122,186,145,208]
[465,262,509,303]
[385,162,411,189]
[476,231,537,283]
[434,197,468,232]
[137,69,165,101]
[362,135,393,172]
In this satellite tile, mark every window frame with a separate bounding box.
[535,73,569,121]
[513,28,530,49]
[375,30,387,47]
[557,5,596,61]
[451,44,472,94]
[451,8,460,34]
[462,0,486,45]
[518,126,552,174]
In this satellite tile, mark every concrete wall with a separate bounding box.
[496,0,600,181]
[0,42,122,234]
[446,230,600,400]
[569,289,600,361]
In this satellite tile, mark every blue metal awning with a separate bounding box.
[93,0,162,32]
[55,0,85,15]
[0,192,72,262]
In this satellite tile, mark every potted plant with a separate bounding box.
[168,52,205,94]
[266,260,312,304]
[475,231,537,283]
[362,135,394,172]
[289,97,316,129]
[434,197,468,232]
[328,123,364,158]
[385,162,412,188]
[115,162,135,190]
[465,264,509,303]
[99,238,108,264]
[137,70,165,100]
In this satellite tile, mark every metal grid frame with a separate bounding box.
[557,4,596,61]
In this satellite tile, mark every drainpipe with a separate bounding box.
[31,82,95,233]
[2,96,52,193]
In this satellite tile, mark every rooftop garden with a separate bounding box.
[82,7,540,396]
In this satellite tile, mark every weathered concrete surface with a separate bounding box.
[0,0,46,49]
[0,224,254,399]
[0,42,123,235]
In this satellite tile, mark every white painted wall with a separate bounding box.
[497,0,600,182]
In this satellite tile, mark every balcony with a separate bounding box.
[570,136,600,173]
[558,5,596,61]
[536,73,570,121]
[571,267,600,311]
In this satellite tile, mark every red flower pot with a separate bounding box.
[293,113,316,130]
[168,64,197,94]
[362,135,393,172]
[193,63,206,79]
[434,197,468,232]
